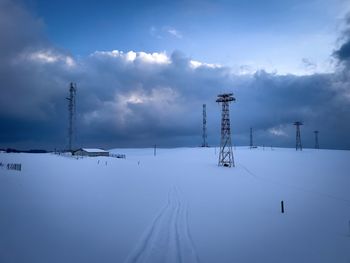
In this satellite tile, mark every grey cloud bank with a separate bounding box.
[0,0,350,150]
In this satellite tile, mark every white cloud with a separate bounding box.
[83,86,180,129]
[268,126,288,137]
[150,26,156,36]
[189,59,222,69]
[149,26,162,39]
[118,87,178,107]
[138,51,170,64]
[21,49,76,67]
[167,28,182,39]
[92,50,170,64]
[149,26,183,39]
[126,51,137,62]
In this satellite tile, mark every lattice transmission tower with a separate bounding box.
[216,93,236,167]
[293,121,303,151]
[314,130,319,149]
[66,82,77,152]
[202,104,208,147]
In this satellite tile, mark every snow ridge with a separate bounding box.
[124,187,200,263]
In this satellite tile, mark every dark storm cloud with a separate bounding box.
[334,13,350,63]
[0,0,45,58]
[335,41,350,61]
[0,0,74,121]
[1,1,350,150]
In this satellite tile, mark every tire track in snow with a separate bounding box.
[184,203,201,263]
[126,191,172,263]
[172,192,183,263]
[124,187,200,263]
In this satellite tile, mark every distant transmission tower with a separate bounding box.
[202,104,208,147]
[250,127,253,149]
[314,130,319,149]
[216,93,236,167]
[293,121,303,151]
[66,82,77,152]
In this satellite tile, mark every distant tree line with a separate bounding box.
[2,148,47,153]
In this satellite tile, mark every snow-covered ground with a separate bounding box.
[0,147,349,263]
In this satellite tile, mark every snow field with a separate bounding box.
[0,147,349,263]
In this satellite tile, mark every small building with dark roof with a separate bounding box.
[73,148,109,157]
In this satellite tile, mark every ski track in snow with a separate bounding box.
[124,187,200,263]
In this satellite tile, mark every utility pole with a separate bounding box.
[314,130,319,149]
[250,127,253,149]
[202,104,208,147]
[216,93,235,167]
[293,121,303,151]
[66,82,77,152]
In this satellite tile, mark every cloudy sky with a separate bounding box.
[1,0,350,150]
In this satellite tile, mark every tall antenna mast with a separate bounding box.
[66,82,77,152]
[202,104,208,147]
[293,121,303,151]
[314,130,319,149]
[250,127,253,149]
[216,93,235,167]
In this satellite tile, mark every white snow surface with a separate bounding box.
[0,147,349,263]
